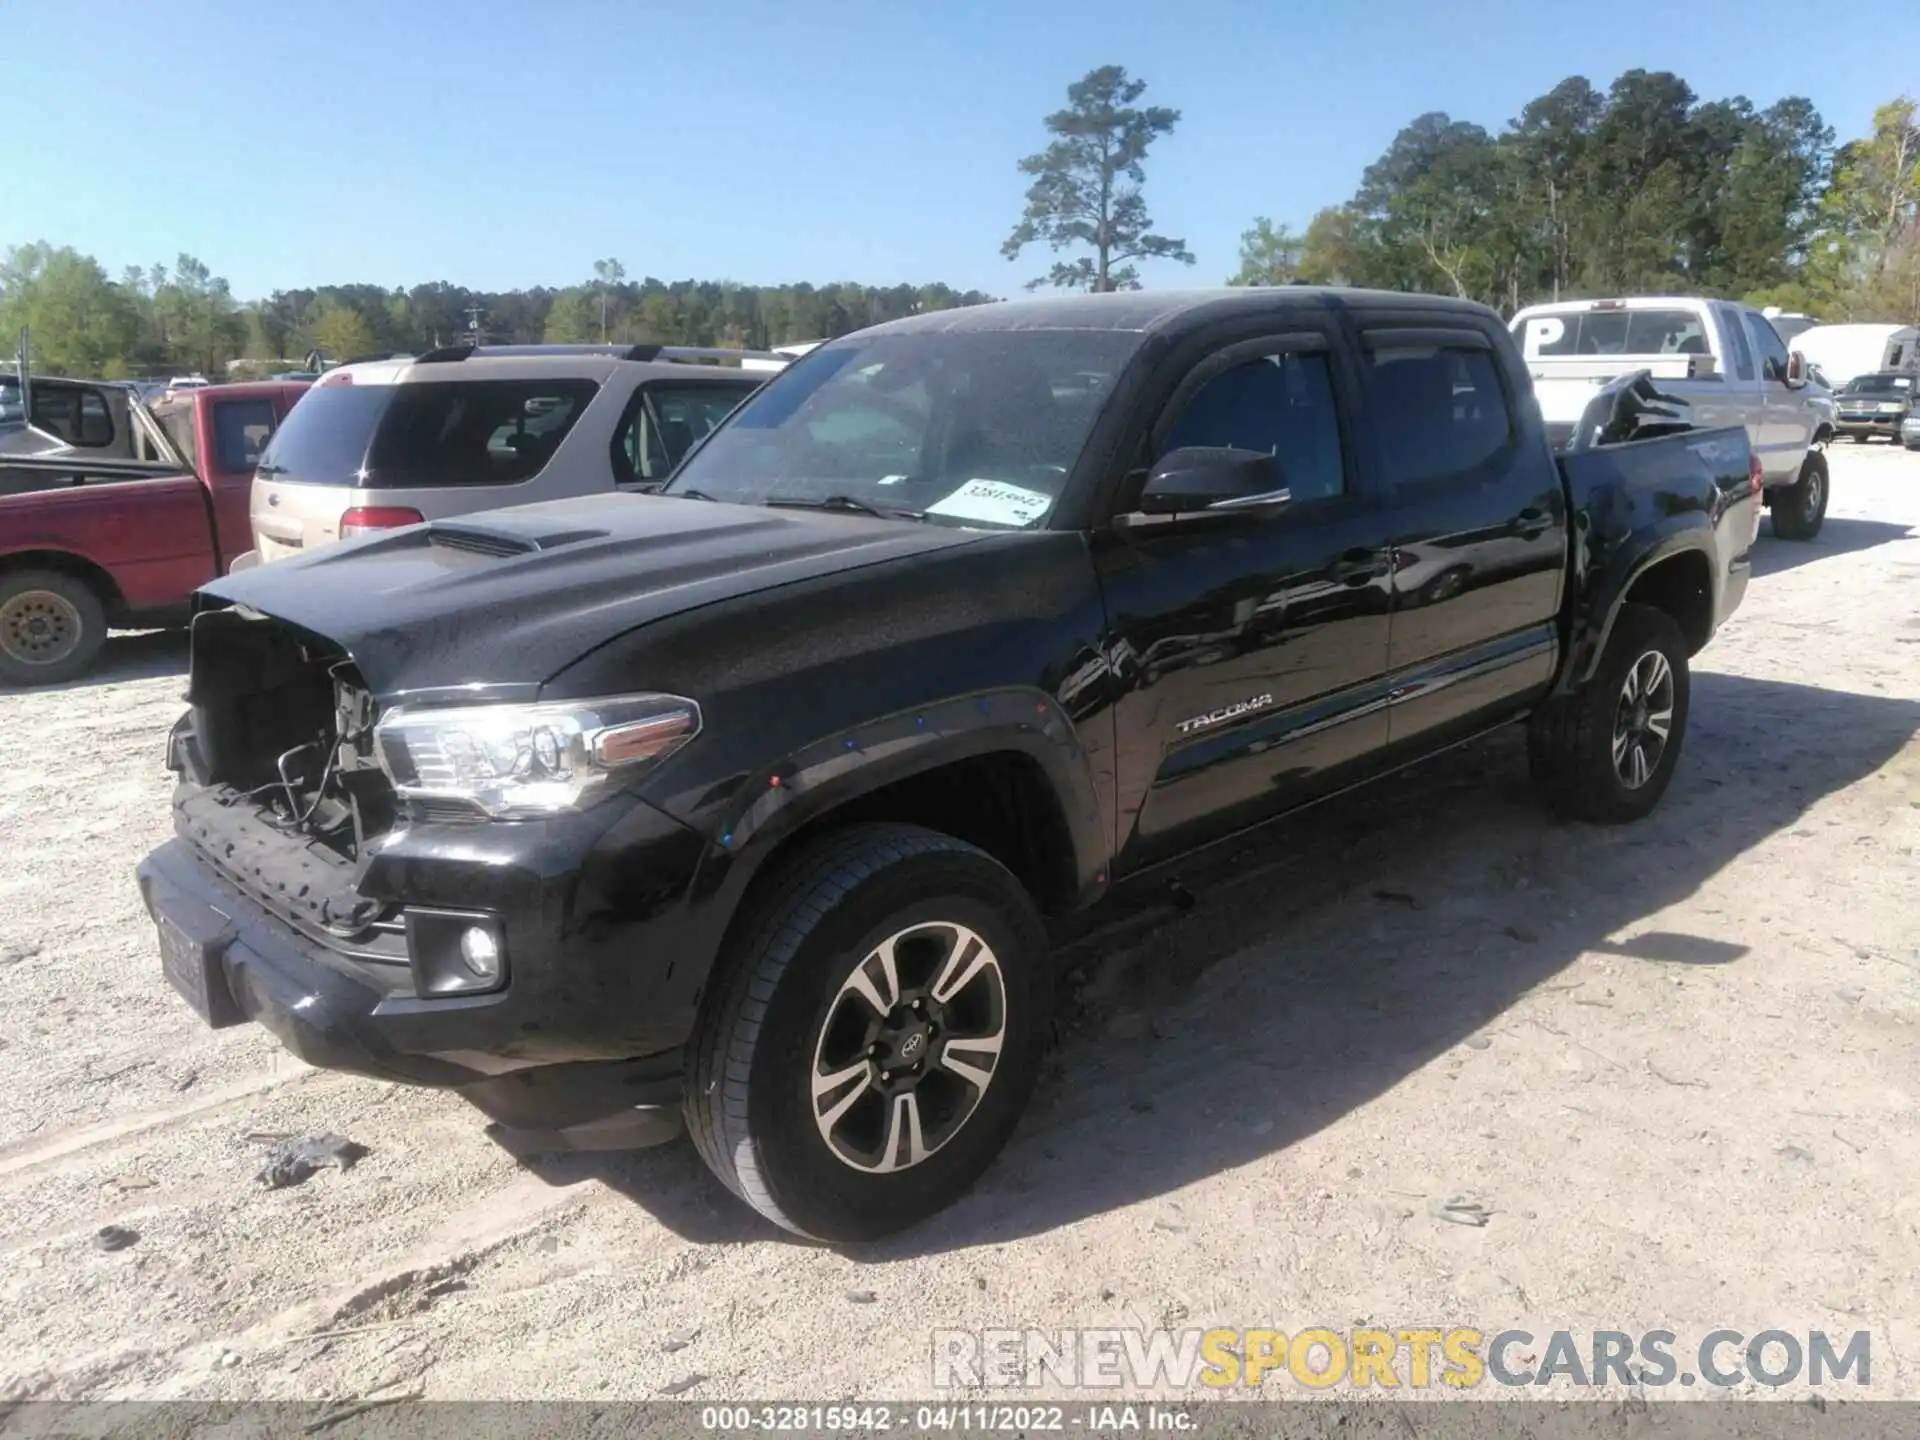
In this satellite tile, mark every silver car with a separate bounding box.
[242,344,778,566]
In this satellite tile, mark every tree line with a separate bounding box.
[1226,81,1919,324]
[0,246,996,378]
[4,67,1916,379]
[1003,66,1918,326]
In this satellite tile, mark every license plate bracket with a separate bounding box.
[156,906,245,1029]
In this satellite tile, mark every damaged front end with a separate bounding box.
[138,602,713,1145]
[167,606,403,942]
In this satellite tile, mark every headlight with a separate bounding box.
[373,693,699,817]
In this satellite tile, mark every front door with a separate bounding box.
[1742,309,1814,480]
[1365,328,1568,753]
[1096,329,1395,871]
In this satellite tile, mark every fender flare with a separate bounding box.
[671,686,1111,972]
[1563,518,1718,691]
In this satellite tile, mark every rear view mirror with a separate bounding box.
[1131,446,1289,518]
[1785,351,1808,388]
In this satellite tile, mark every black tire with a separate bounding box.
[686,823,1051,1242]
[0,569,108,686]
[1770,449,1828,541]
[1528,603,1691,825]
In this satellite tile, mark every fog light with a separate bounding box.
[404,909,508,996]
[459,926,501,980]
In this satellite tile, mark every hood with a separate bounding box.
[202,493,984,699]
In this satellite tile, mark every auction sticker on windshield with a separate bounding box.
[927,479,1054,527]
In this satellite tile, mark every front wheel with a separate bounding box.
[1770,450,1828,541]
[1529,603,1691,824]
[686,824,1051,1241]
[0,570,108,686]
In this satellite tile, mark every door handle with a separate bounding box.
[1329,547,1380,584]
[1508,507,1549,539]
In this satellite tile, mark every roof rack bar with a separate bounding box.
[650,345,792,365]
[407,342,798,367]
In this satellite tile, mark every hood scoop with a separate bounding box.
[426,519,609,557]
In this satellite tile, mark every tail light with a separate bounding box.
[1748,455,1763,542]
[340,506,424,537]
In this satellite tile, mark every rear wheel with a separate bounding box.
[1529,603,1690,824]
[686,823,1051,1242]
[1770,450,1828,541]
[0,570,107,686]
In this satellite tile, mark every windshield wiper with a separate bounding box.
[762,494,924,521]
[655,485,720,501]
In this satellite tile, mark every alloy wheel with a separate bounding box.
[1612,649,1675,789]
[809,922,1007,1173]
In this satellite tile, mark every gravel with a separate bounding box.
[1,445,1916,1402]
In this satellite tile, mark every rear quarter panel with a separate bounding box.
[1555,425,1753,689]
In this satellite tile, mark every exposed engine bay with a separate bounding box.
[170,607,398,868]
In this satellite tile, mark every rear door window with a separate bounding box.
[29,384,115,448]
[612,382,755,485]
[1716,304,1755,381]
[372,380,598,486]
[210,398,280,474]
[1368,346,1514,487]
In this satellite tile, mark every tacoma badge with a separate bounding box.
[1175,693,1274,736]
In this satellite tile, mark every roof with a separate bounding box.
[860,287,1492,338]
[151,380,310,407]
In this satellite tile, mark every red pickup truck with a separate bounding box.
[0,379,308,685]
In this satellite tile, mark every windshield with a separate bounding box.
[664,328,1140,528]
[1841,373,1912,396]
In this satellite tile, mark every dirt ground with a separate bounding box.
[1,444,1916,1408]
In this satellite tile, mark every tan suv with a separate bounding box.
[239,343,778,567]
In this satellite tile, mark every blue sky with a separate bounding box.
[2,0,1909,300]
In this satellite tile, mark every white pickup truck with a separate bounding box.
[1511,296,1836,540]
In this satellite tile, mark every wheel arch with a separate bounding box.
[0,548,127,619]
[665,687,1111,1017]
[1564,523,1718,689]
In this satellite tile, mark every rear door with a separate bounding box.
[1097,319,1396,871]
[1367,321,1568,754]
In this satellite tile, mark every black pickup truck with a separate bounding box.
[137,289,1759,1241]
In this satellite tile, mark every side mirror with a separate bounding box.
[1128,446,1289,521]
[1785,352,1808,388]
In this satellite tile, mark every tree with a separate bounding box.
[593,258,626,342]
[153,253,245,375]
[303,300,377,362]
[0,242,140,375]
[1002,65,1194,291]
[1228,218,1303,285]
[543,289,597,343]
[1232,69,1851,317]
[1821,98,1920,291]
